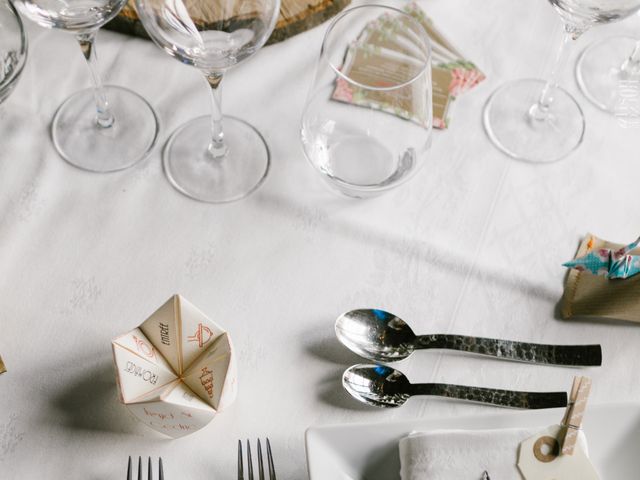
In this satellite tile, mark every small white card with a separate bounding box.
[112,294,237,438]
[518,425,599,479]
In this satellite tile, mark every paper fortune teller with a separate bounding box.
[112,294,237,438]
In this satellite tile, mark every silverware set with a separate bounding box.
[238,439,277,480]
[336,308,602,409]
[126,457,164,480]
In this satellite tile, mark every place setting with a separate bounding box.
[303,229,640,479]
[2,0,640,478]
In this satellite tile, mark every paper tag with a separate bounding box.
[518,425,599,479]
[0,355,6,374]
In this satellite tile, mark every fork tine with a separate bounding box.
[266,438,276,480]
[246,440,254,480]
[148,457,152,480]
[257,439,265,480]
[238,440,244,480]
[127,456,133,480]
[159,458,164,480]
[138,456,142,480]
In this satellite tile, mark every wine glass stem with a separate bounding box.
[76,32,114,129]
[206,73,228,159]
[529,28,578,121]
[620,40,640,77]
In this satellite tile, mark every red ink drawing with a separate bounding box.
[199,366,214,399]
[143,407,174,421]
[133,335,156,360]
[188,323,214,348]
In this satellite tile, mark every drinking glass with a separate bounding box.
[13,0,159,172]
[0,0,28,105]
[483,0,640,164]
[134,0,280,203]
[301,5,432,198]
[577,35,640,112]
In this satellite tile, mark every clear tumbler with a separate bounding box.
[301,4,433,198]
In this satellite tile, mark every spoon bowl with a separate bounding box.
[342,364,410,408]
[335,309,417,362]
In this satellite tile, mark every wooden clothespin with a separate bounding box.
[559,376,591,455]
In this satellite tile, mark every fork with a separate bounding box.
[127,456,164,480]
[238,439,276,480]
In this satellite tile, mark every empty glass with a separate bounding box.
[577,35,640,112]
[134,0,280,203]
[483,0,640,164]
[13,0,159,172]
[301,5,432,198]
[0,0,28,105]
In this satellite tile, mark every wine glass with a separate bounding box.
[483,0,640,164]
[13,0,159,172]
[0,0,28,105]
[576,31,640,112]
[301,5,433,198]
[134,0,280,203]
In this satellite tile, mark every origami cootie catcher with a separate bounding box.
[112,295,237,438]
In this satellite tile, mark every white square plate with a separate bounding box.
[305,403,640,479]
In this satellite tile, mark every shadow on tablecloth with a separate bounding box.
[49,360,141,435]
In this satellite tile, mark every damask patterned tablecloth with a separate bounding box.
[1,0,639,478]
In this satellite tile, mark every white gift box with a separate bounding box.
[112,294,237,438]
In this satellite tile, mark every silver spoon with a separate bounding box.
[335,309,602,366]
[342,364,568,409]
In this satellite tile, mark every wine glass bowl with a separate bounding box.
[549,0,640,25]
[135,0,280,203]
[135,0,278,70]
[12,0,126,31]
[0,0,28,105]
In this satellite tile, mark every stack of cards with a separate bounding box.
[332,2,485,129]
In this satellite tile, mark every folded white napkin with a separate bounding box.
[399,428,538,480]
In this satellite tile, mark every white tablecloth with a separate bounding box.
[1,0,639,478]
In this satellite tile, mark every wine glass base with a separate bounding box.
[163,115,270,203]
[576,36,639,112]
[483,79,585,164]
[52,86,159,172]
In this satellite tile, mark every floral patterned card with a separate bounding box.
[332,44,430,127]
[332,2,485,129]
[404,2,485,99]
